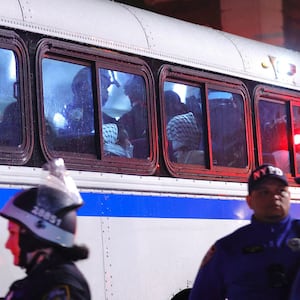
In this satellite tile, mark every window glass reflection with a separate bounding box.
[259,100,289,172]
[42,59,95,154]
[292,105,300,173]
[99,69,149,159]
[208,89,247,168]
[0,48,21,146]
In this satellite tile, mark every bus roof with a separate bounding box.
[1,0,300,90]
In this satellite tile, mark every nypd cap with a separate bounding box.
[248,164,288,194]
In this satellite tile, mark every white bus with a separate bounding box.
[1,0,300,299]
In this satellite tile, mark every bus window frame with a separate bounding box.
[254,85,300,178]
[36,38,158,175]
[291,103,300,175]
[160,64,252,180]
[40,57,98,158]
[206,83,250,169]
[0,29,33,165]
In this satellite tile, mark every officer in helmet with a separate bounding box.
[0,158,91,299]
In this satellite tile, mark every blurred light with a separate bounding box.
[276,60,296,76]
[173,83,187,103]
[9,51,16,80]
[294,134,300,145]
[53,113,67,128]
[208,91,232,100]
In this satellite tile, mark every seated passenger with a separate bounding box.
[118,74,149,158]
[0,101,21,146]
[164,90,187,123]
[185,95,202,129]
[167,112,204,164]
[118,75,147,140]
[102,123,133,158]
[63,67,94,135]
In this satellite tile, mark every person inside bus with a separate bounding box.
[164,90,188,123]
[185,94,202,130]
[0,101,22,146]
[102,123,133,158]
[118,74,149,158]
[167,112,204,164]
[0,158,91,299]
[189,164,300,300]
[63,67,95,136]
[63,67,118,135]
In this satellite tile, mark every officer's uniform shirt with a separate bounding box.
[290,268,300,300]
[189,215,300,300]
[3,253,91,300]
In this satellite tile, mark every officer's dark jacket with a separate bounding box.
[189,215,300,300]
[3,252,91,300]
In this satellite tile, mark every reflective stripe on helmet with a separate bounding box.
[1,201,75,247]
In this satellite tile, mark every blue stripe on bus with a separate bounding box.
[80,193,300,220]
[1,189,300,220]
[80,193,253,220]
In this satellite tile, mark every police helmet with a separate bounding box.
[0,159,83,248]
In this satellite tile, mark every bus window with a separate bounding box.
[208,89,247,168]
[100,69,149,159]
[292,105,300,173]
[42,59,96,154]
[258,100,289,172]
[164,81,204,165]
[0,48,21,147]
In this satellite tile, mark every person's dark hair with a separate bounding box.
[124,75,146,104]
[71,67,91,95]
[164,90,188,122]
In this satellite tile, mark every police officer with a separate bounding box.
[0,158,91,299]
[288,177,300,300]
[189,164,300,300]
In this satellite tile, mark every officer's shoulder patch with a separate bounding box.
[43,285,71,300]
[200,244,216,268]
